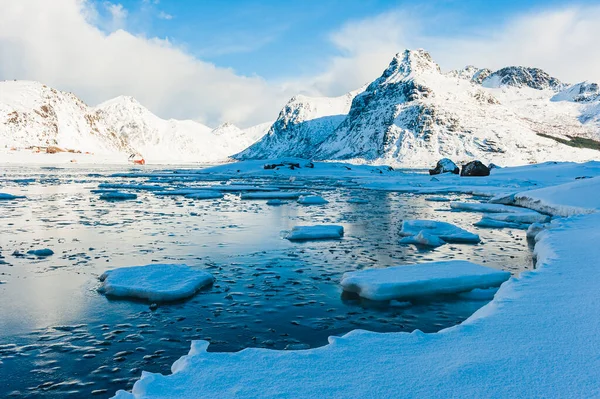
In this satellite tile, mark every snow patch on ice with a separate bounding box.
[285,225,344,241]
[99,264,214,302]
[341,261,510,301]
[400,220,480,243]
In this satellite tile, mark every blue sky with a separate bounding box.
[3,0,600,127]
[93,0,599,80]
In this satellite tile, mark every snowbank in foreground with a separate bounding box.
[99,264,214,302]
[340,261,510,301]
[111,212,600,399]
[514,176,600,216]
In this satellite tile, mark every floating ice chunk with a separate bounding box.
[400,220,480,243]
[98,183,163,191]
[266,199,285,206]
[241,192,303,200]
[216,185,279,192]
[480,212,550,224]
[98,264,214,302]
[347,198,369,204]
[298,195,328,205]
[286,225,344,241]
[155,189,217,196]
[474,218,528,229]
[450,202,540,214]
[185,192,224,200]
[399,231,446,247]
[99,191,137,201]
[425,196,451,202]
[340,261,510,301]
[27,248,54,257]
[0,193,26,200]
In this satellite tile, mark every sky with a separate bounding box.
[1,0,600,127]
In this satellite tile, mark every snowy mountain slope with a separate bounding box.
[238,49,600,167]
[0,81,131,153]
[236,89,363,159]
[0,81,271,162]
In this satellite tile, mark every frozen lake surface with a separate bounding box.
[0,165,533,398]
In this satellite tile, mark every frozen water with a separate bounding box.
[241,192,303,200]
[99,191,138,201]
[0,193,25,200]
[99,264,214,302]
[474,218,528,229]
[185,192,224,200]
[400,220,480,243]
[450,202,540,214]
[27,248,54,257]
[341,261,510,301]
[399,231,446,247]
[479,212,550,224]
[424,196,451,202]
[298,195,329,205]
[266,199,285,205]
[98,183,164,191]
[286,225,344,241]
[526,223,546,239]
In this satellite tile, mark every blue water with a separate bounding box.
[0,165,533,398]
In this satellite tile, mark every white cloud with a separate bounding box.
[0,0,293,127]
[1,0,600,129]
[157,11,173,20]
[309,5,600,96]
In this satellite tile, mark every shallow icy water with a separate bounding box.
[0,165,533,398]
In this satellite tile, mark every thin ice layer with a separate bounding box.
[286,225,344,241]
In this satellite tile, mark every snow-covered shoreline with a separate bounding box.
[110,160,600,399]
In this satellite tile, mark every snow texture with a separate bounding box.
[340,261,510,301]
[99,264,214,302]
[400,220,480,243]
[285,225,344,241]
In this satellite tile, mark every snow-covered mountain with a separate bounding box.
[0,81,270,163]
[237,49,600,167]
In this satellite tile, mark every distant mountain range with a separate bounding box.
[0,81,268,162]
[2,49,600,166]
[238,49,600,167]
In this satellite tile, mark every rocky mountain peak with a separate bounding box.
[482,66,563,91]
[379,49,441,83]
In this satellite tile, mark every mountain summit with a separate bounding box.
[237,49,600,166]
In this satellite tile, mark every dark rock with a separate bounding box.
[460,161,490,177]
[429,158,459,175]
[488,163,501,169]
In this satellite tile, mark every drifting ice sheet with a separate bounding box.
[399,231,446,247]
[286,225,344,241]
[400,220,480,243]
[341,261,510,301]
[99,191,137,201]
[185,192,224,200]
[241,192,303,200]
[298,195,329,205]
[98,264,214,302]
[0,193,25,200]
[449,202,540,214]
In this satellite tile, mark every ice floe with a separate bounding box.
[185,192,224,200]
[449,202,539,214]
[474,218,528,229]
[27,248,54,257]
[98,183,164,191]
[400,220,480,243]
[347,198,369,204]
[340,261,510,301]
[297,195,329,205]
[399,231,446,247]
[99,264,214,302]
[241,192,304,200]
[285,225,344,241]
[99,191,138,201]
[0,193,26,200]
